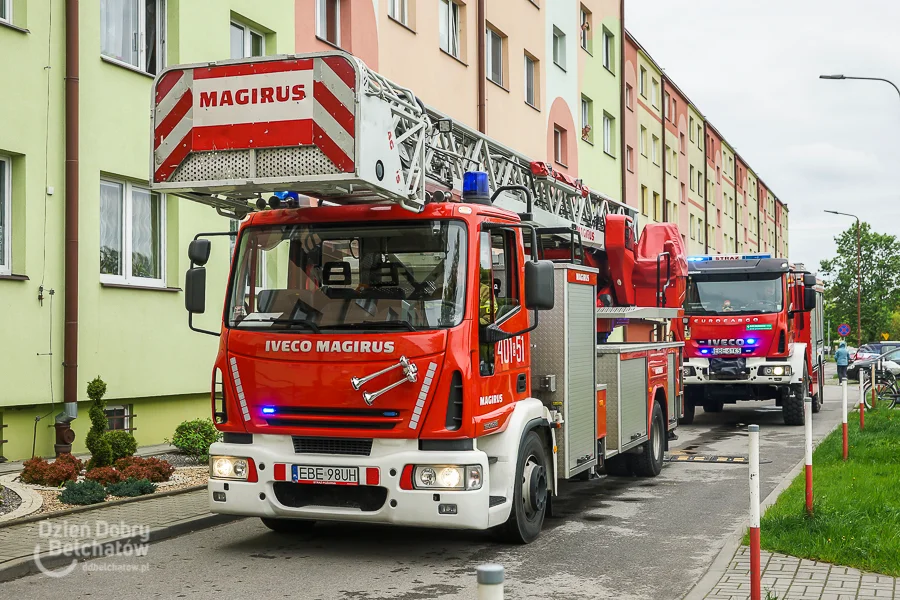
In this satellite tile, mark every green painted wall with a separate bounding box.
[0,0,294,461]
[635,51,663,230]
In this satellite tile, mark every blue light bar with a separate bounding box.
[687,256,713,262]
[746,338,757,345]
[462,171,490,201]
[261,407,276,414]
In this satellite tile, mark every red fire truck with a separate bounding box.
[678,254,825,425]
[151,52,688,542]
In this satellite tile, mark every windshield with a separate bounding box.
[227,220,467,331]
[685,273,784,316]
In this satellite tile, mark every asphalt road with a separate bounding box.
[4,369,848,600]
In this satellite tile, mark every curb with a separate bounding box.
[0,511,240,583]
[680,417,843,600]
[0,484,206,530]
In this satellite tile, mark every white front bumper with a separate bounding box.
[684,356,800,386]
[207,435,497,530]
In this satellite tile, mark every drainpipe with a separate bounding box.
[703,121,708,253]
[619,0,626,211]
[661,77,667,222]
[58,0,79,455]
[476,0,486,133]
[734,162,739,251]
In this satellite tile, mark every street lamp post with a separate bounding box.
[819,74,900,102]
[825,210,862,347]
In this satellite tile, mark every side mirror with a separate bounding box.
[185,267,207,314]
[803,287,816,312]
[803,273,817,287]
[524,260,555,310]
[188,239,212,267]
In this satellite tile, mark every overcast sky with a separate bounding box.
[626,0,900,273]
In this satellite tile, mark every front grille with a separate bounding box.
[489,496,507,507]
[267,418,396,430]
[708,358,750,381]
[264,406,401,430]
[292,437,373,456]
[273,482,387,511]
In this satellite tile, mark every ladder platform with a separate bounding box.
[596,306,683,321]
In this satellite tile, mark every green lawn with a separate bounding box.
[753,408,900,576]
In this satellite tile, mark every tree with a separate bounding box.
[819,222,900,346]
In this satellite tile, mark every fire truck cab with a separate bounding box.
[152,51,687,543]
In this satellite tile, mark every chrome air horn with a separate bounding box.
[351,356,413,391]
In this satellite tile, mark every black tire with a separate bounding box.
[498,430,549,544]
[782,395,805,426]
[679,396,696,425]
[603,454,633,477]
[631,402,665,477]
[260,517,316,534]
[703,401,724,413]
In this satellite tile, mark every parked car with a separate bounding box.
[854,342,900,362]
[847,346,900,380]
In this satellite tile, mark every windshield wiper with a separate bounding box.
[239,317,321,333]
[332,320,418,332]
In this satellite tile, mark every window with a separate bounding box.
[625,84,633,111]
[439,0,461,58]
[651,135,659,164]
[552,26,566,69]
[641,186,648,216]
[0,156,9,275]
[653,192,661,222]
[231,21,265,59]
[697,171,703,194]
[681,183,686,205]
[689,117,695,141]
[580,8,591,51]
[388,0,408,25]
[486,28,503,85]
[602,28,614,71]
[626,146,634,172]
[697,218,704,242]
[663,92,670,120]
[0,0,10,23]
[479,230,520,376]
[690,166,695,191]
[651,79,659,107]
[603,113,614,155]
[524,54,537,107]
[697,124,703,146]
[317,0,340,46]
[554,126,567,165]
[101,0,166,74]
[100,179,165,285]
[680,133,686,154]
[581,96,593,142]
[639,66,647,97]
[105,405,132,431]
[640,126,647,156]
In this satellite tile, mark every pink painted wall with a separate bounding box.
[665,81,689,243]
[623,37,639,210]
[547,97,578,177]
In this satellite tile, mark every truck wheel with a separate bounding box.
[603,454,633,477]
[679,397,696,425]
[703,401,724,413]
[499,430,548,544]
[260,518,316,534]
[631,403,665,477]
[782,381,805,427]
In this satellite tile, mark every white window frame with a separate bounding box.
[651,135,659,164]
[625,84,633,110]
[0,155,10,275]
[388,0,408,25]
[231,21,266,59]
[603,113,613,155]
[552,26,566,69]
[439,0,461,59]
[100,0,166,75]
[554,127,565,164]
[486,27,503,86]
[581,97,592,142]
[602,28,613,71]
[99,178,166,288]
[639,67,647,97]
[651,78,659,107]
[663,92,670,120]
[0,0,12,24]
[316,0,341,46]
[524,54,536,107]
[104,404,132,431]
[640,126,647,156]
[580,9,589,50]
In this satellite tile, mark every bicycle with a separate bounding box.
[861,369,900,410]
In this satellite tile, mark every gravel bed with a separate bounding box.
[0,485,22,516]
[149,452,206,468]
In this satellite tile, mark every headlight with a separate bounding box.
[210,456,251,480]
[758,366,792,377]
[413,465,482,490]
[683,366,696,377]
[773,367,784,376]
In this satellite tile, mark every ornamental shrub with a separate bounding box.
[115,456,175,483]
[85,376,113,469]
[58,480,107,505]
[21,455,81,487]
[85,466,125,486]
[167,418,220,461]
[106,478,156,498]
[104,430,138,462]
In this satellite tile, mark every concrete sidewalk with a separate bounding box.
[704,545,899,600]
[0,487,235,582]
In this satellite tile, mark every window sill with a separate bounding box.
[388,15,416,34]
[554,61,567,73]
[487,78,508,93]
[581,46,593,57]
[101,55,155,79]
[626,167,634,174]
[440,48,468,67]
[527,0,540,9]
[101,282,181,293]
[581,138,593,146]
[315,36,343,51]
[604,150,616,159]
[554,160,568,169]
[0,273,29,281]
[0,20,30,34]
[604,65,615,76]
[525,101,540,112]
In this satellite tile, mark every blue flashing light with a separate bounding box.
[746,338,756,345]
[700,348,710,355]
[274,191,299,201]
[382,411,399,417]
[687,256,713,262]
[462,171,490,201]
[261,407,276,414]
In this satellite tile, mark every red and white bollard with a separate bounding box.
[477,564,504,600]
[859,370,866,430]
[804,396,813,516]
[748,424,761,600]
[842,379,849,461]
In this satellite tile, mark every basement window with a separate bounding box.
[101,0,166,75]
